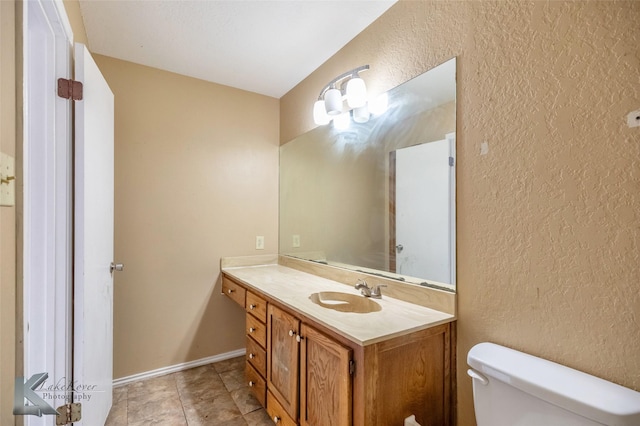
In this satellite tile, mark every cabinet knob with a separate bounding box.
[248,381,254,387]
[288,330,296,337]
[296,335,303,343]
[249,327,256,333]
[249,304,256,310]
[273,416,280,423]
[227,289,234,294]
[249,353,255,359]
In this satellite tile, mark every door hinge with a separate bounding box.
[57,78,83,101]
[56,402,81,425]
[449,156,455,167]
[349,359,356,375]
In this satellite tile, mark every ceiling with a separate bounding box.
[78,0,397,99]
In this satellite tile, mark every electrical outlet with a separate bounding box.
[292,234,301,248]
[256,236,265,250]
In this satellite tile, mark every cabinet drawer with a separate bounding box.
[222,275,246,307]
[246,291,267,322]
[247,314,267,349]
[267,390,297,426]
[246,363,266,407]
[246,336,267,377]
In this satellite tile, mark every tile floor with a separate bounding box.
[105,356,273,425]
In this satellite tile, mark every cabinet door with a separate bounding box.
[300,324,353,426]
[267,305,300,420]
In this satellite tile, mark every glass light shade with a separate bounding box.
[352,105,370,123]
[313,100,330,125]
[324,88,343,115]
[333,111,351,130]
[346,77,367,108]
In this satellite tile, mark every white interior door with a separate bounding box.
[395,136,454,283]
[22,1,73,425]
[73,43,114,426]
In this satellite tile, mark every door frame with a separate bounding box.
[21,0,74,422]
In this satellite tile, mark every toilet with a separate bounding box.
[467,342,640,426]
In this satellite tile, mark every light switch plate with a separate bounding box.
[256,236,265,250]
[1,152,15,207]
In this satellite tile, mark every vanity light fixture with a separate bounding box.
[313,65,371,127]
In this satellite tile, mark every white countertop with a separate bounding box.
[222,263,455,346]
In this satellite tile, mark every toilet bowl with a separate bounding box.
[467,342,640,426]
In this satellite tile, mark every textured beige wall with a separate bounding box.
[0,1,16,425]
[62,0,88,45]
[280,1,640,425]
[93,55,279,379]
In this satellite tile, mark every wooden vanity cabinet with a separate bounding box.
[222,272,454,426]
[222,274,246,306]
[267,304,353,426]
[222,275,269,406]
[299,323,352,426]
[246,292,268,406]
[267,305,300,421]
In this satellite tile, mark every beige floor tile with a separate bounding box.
[212,356,245,374]
[127,374,178,399]
[128,394,184,425]
[230,386,262,415]
[176,368,227,396]
[105,398,127,426]
[128,387,180,411]
[219,368,246,392]
[175,365,216,384]
[182,393,243,425]
[113,386,128,404]
[178,380,229,406]
[107,359,269,425]
[128,409,188,426]
[243,408,274,426]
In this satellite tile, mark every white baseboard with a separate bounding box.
[112,348,246,388]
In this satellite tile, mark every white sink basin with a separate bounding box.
[309,291,381,313]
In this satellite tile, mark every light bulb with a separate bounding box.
[324,88,343,115]
[313,100,330,125]
[346,77,367,108]
[352,105,370,123]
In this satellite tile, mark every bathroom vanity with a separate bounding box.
[221,255,456,426]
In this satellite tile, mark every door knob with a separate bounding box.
[110,262,124,273]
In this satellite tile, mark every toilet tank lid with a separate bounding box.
[467,343,640,426]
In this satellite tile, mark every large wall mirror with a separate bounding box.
[280,58,456,292]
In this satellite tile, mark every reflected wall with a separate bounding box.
[280,58,456,290]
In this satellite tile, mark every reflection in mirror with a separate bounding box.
[280,58,456,292]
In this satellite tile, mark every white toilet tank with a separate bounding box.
[467,342,640,426]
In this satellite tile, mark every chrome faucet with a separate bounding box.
[355,279,371,296]
[355,279,387,299]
